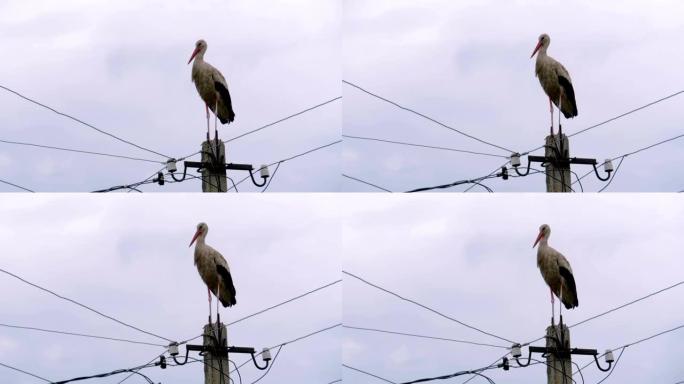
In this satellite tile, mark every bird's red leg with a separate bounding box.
[550,288,555,325]
[551,99,555,136]
[558,95,563,137]
[559,289,563,326]
[215,282,220,326]
[207,287,212,324]
[214,97,219,144]
[205,104,211,143]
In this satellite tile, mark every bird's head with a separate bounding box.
[188,39,208,64]
[530,33,550,58]
[533,224,551,248]
[189,222,209,247]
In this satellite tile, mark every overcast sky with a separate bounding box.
[0,195,341,383]
[342,0,684,192]
[342,194,683,383]
[0,0,341,192]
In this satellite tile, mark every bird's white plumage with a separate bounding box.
[534,224,578,310]
[189,39,235,124]
[532,33,578,120]
[191,222,236,307]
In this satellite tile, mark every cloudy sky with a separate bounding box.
[342,0,684,192]
[0,195,341,383]
[0,0,341,192]
[342,195,684,383]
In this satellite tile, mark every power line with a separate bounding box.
[343,364,396,383]
[568,90,684,139]
[53,356,162,384]
[463,161,510,193]
[0,84,171,159]
[406,172,502,193]
[524,280,684,346]
[0,322,166,347]
[327,380,342,383]
[461,352,511,384]
[523,89,684,155]
[0,138,164,164]
[342,174,392,192]
[342,134,509,159]
[179,97,342,161]
[224,97,342,144]
[93,165,166,193]
[117,352,167,384]
[249,345,283,384]
[343,80,515,154]
[343,270,516,345]
[597,156,626,192]
[0,267,173,343]
[261,161,282,192]
[0,177,35,192]
[230,323,342,373]
[226,140,341,192]
[182,280,341,344]
[574,322,684,377]
[228,280,341,327]
[399,361,501,384]
[611,323,684,352]
[595,347,625,384]
[0,361,51,382]
[574,133,684,184]
[343,325,509,349]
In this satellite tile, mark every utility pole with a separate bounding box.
[171,321,270,382]
[511,134,614,192]
[201,140,228,193]
[544,134,571,192]
[545,323,572,384]
[514,320,615,384]
[203,321,229,384]
[166,140,269,192]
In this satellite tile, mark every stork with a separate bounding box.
[531,34,578,136]
[189,222,236,323]
[533,224,578,325]
[188,39,235,142]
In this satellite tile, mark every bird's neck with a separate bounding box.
[193,53,205,65]
[195,236,206,246]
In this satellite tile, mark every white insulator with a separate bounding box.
[166,159,178,173]
[168,342,179,356]
[604,159,614,173]
[604,349,614,363]
[260,165,270,178]
[262,347,272,361]
[511,153,521,168]
[511,344,522,358]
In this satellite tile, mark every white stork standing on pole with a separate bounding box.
[189,222,237,323]
[531,34,578,136]
[533,224,578,324]
[188,39,235,142]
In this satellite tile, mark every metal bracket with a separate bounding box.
[511,153,612,182]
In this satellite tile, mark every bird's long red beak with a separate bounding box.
[533,231,544,248]
[189,229,201,247]
[188,47,200,65]
[530,41,542,58]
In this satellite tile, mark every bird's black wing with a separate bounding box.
[558,75,578,117]
[558,265,578,308]
[213,80,235,124]
[216,264,237,307]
